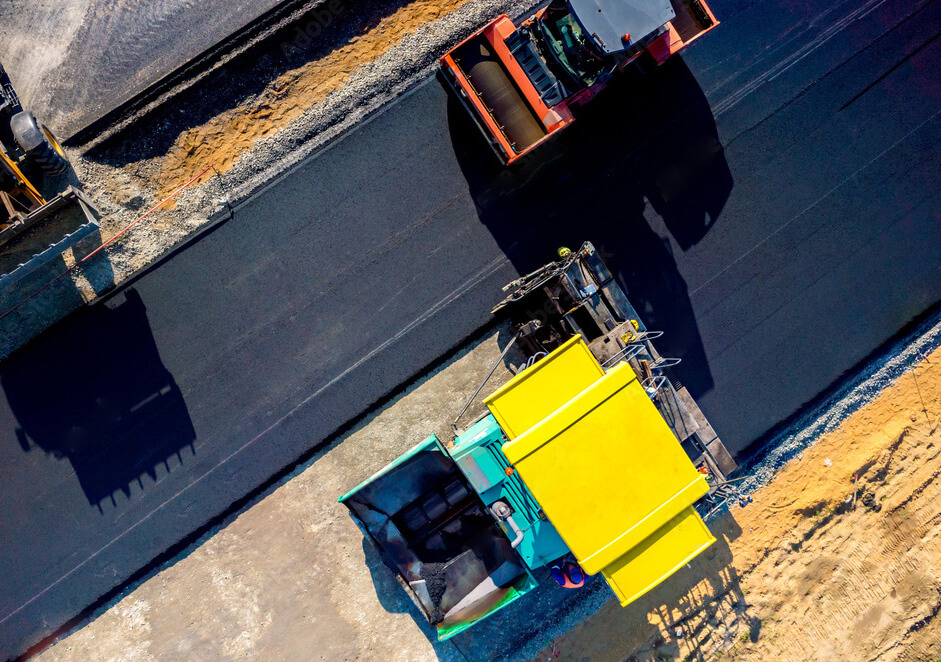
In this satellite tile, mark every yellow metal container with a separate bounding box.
[486,337,715,605]
[484,336,603,440]
[601,504,715,606]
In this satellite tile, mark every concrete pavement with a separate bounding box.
[0,0,293,137]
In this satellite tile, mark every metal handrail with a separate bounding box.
[523,351,548,370]
[620,329,664,343]
[642,375,668,396]
[651,356,682,368]
[601,343,645,368]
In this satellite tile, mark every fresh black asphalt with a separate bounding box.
[1,0,939,656]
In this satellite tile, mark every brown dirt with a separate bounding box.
[154,0,475,199]
[531,349,941,662]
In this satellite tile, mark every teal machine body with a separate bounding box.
[450,414,569,570]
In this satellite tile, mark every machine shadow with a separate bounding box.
[359,536,463,658]
[448,56,732,398]
[636,515,756,656]
[1,287,196,510]
[445,514,748,660]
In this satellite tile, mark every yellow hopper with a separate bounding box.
[484,335,715,606]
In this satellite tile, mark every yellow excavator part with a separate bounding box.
[486,336,715,606]
[1,147,45,207]
[42,127,66,160]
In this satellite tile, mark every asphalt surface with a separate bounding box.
[0,0,289,137]
[2,0,940,656]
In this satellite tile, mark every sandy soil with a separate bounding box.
[531,349,941,662]
[34,330,941,661]
[154,0,476,198]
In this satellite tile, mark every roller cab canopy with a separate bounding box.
[568,0,675,53]
[485,336,716,606]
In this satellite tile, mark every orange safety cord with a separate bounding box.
[0,164,215,322]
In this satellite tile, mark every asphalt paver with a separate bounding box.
[0,0,939,655]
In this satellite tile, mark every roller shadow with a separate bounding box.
[447,55,732,398]
[1,287,195,510]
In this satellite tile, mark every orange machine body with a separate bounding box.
[440,0,719,165]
